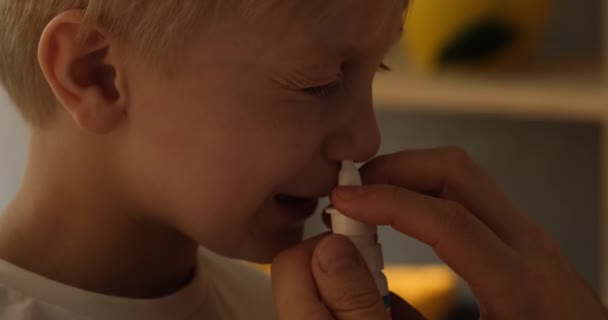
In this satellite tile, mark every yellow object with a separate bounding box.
[384,265,458,320]
[404,0,552,72]
[251,263,458,320]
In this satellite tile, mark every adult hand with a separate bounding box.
[329,147,608,319]
[271,234,425,319]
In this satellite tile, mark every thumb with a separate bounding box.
[312,235,389,319]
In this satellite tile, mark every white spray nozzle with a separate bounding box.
[327,160,391,313]
[338,160,362,186]
[327,160,376,236]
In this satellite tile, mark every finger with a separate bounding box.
[312,235,390,319]
[389,293,427,320]
[360,147,536,248]
[271,234,334,320]
[331,184,521,290]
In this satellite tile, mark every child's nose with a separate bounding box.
[323,102,381,163]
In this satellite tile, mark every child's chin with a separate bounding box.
[238,228,305,264]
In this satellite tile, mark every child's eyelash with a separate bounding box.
[302,80,344,98]
[378,62,392,72]
[301,62,392,98]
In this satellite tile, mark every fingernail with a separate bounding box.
[317,235,360,275]
[334,186,365,201]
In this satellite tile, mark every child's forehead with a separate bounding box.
[252,0,406,54]
[240,0,405,16]
[272,0,405,28]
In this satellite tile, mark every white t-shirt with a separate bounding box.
[0,247,277,320]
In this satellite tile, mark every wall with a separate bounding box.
[0,88,27,209]
[543,0,603,53]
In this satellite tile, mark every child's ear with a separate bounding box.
[38,10,128,134]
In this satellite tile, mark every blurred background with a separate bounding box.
[1,0,607,319]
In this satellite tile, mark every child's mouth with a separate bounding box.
[274,194,319,220]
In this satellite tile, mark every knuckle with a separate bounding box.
[436,200,470,228]
[518,265,553,316]
[271,250,291,270]
[436,146,478,174]
[432,200,483,247]
[526,268,551,294]
[271,248,304,275]
[295,306,333,320]
[485,262,548,318]
[532,226,562,257]
[330,286,383,315]
[443,199,469,215]
[437,146,472,164]
[387,185,403,203]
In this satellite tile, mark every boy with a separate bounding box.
[2,1,607,320]
[0,0,405,319]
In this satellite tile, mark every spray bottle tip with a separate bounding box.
[339,160,362,186]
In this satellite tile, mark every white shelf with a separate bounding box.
[373,59,607,121]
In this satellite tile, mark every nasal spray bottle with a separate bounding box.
[325,160,391,314]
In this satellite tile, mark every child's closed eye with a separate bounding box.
[301,78,344,98]
[378,62,392,72]
[300,62,391,98]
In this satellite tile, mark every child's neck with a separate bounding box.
[0,129,199,299]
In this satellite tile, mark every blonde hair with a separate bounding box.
[0,1,236,126]
[1,0,405,127]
